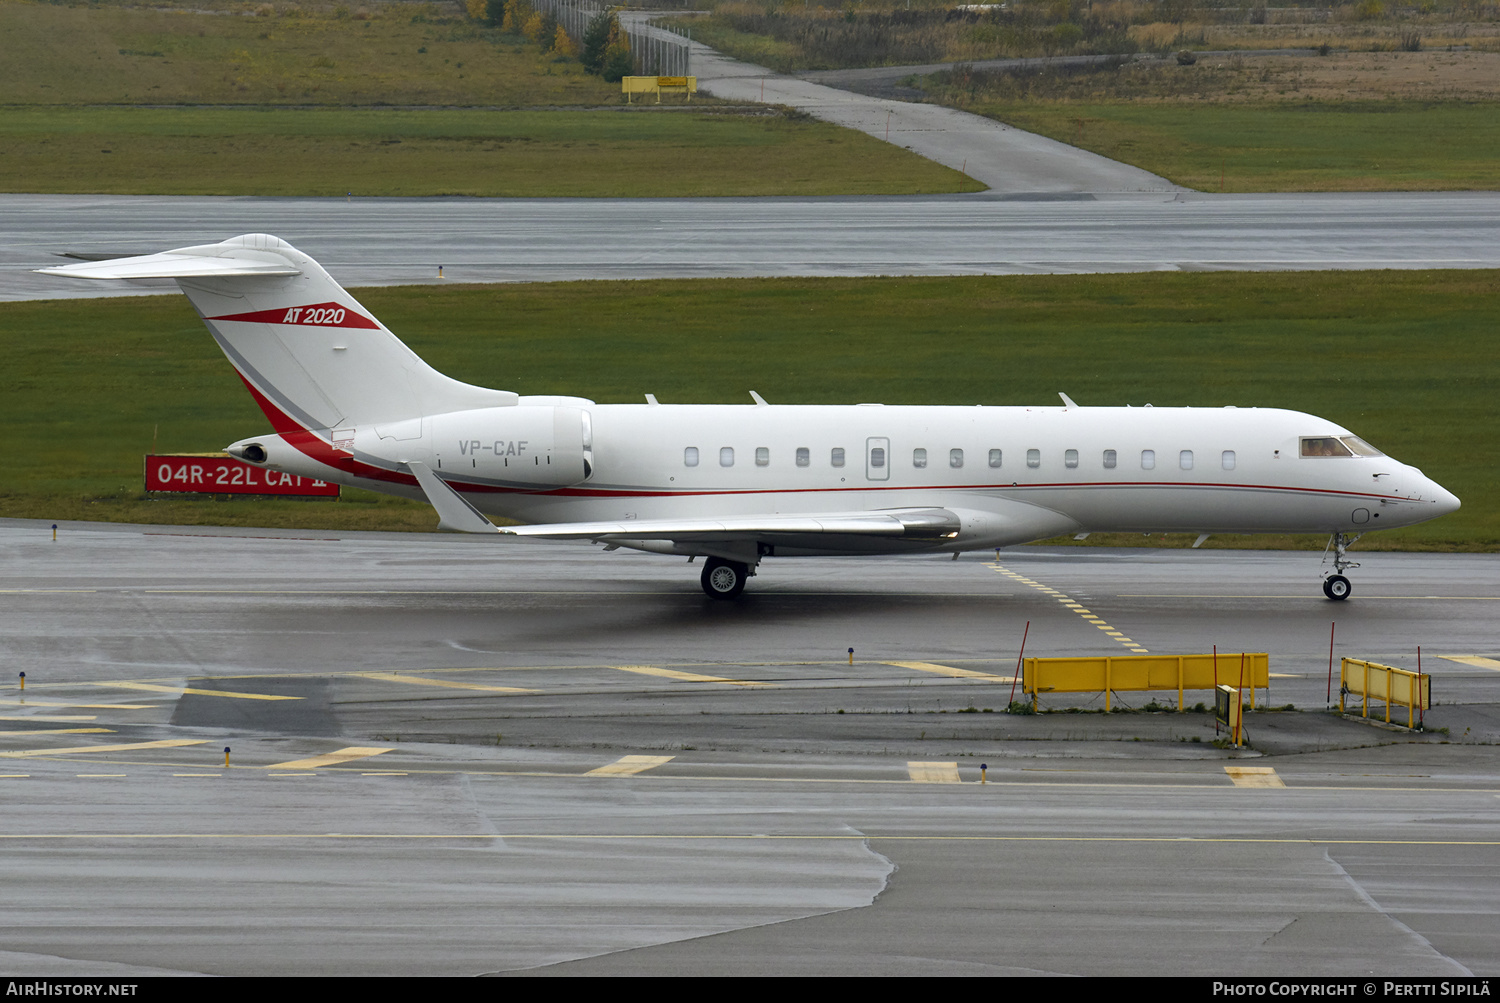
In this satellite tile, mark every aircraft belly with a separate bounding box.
[1032,484,1370,534]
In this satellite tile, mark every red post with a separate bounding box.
[1235,652,1247,747]
[1326,621,1336,705]
[1009,620,1030,707]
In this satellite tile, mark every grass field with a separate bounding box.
[0,106,978,197]
[0,2,974,196]
[0,1,609,107]
[911,52,1500,192]
[3,270,1495,550]
[954,100,1500,192]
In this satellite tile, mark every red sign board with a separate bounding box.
[145,455,339,497]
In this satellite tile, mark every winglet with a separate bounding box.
[406,462,499,534]
[1059,393,1079,409]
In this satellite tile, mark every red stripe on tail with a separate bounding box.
[208,302,379,330]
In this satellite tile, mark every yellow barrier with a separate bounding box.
[622,75,698,103]
[1340,657,1429,728]
[1022,653,1269,712]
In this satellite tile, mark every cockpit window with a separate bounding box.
[1301,435,1385,458]
[1301,437,1354,458]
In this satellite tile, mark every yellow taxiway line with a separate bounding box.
[1439,655,1500,671]
[266,747,393,770]
[347,671,536,694]
[990,562,1148,653]
[93,682,301,701]
[585,755,675,777]
[885,661,1017,683]
[0,739,207,758]
[611,665,771,687]
[907,761,962,783]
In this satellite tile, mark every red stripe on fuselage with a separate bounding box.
[208,302,379,330]
[230,372,419,488]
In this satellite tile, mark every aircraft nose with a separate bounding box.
[1428,481,1461,517]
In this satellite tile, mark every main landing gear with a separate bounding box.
[701,556,752,600]
[1321,531,1363,601]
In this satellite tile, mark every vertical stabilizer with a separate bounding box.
[40,234,516,432]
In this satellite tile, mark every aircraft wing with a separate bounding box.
[500,508,961,542]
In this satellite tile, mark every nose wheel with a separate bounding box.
[701,557,749,599]
[1322,574,1351,601]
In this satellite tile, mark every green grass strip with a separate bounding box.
[964,101,1500,192]
[0,106,978,197]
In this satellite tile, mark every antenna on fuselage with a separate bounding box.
[1059,392,1080,409]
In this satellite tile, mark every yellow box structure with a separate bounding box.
[1340,657,1430,728]
[622,75,697,103]
[1022,653,1269,711]
[1215,683,1245,748]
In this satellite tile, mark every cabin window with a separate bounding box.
[1103,449,1117,469]
[1180,450,1194,470]
[831,447,845,468]
[870,447,886,468]
[949,448,964,469]
[684,447,699,468]
[1301,436,1354,457]
[1026,449,1040,469]
[1064,449,1079,469]
[1222,450,1236,470]
[755,447,770,467]
[988,449,1002,468]
[913,448,927,468]
[720,447,734,467]
[1141,449,1156,470]
[796,447,810,467]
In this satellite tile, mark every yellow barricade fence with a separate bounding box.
[1022,653,1269,712]
[622,75,697,103]
[1340,657,1429,729]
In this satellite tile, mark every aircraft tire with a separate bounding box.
[701,558,747,600]
[1324,575,1351,601]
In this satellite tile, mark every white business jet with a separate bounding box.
[42,234,1460,601]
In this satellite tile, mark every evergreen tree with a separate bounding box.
[537,11,558,52]
[602,32,633,82]
[581,10,614,75]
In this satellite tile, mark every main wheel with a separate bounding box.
[1323,574,1351,601]
[700,557,748,600]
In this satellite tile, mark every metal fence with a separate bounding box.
[528,0,692,76]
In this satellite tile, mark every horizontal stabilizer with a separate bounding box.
[36,250,301,281]
[501,508,960,542]
[407,462,500,534]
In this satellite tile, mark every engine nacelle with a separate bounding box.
[429,406,592,487]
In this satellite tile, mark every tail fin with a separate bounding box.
[40,234,515,432]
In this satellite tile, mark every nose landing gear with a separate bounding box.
[1321,531,1363,601]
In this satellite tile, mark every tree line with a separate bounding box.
[467,0,633,81]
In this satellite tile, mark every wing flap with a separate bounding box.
[501,508,960,542]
